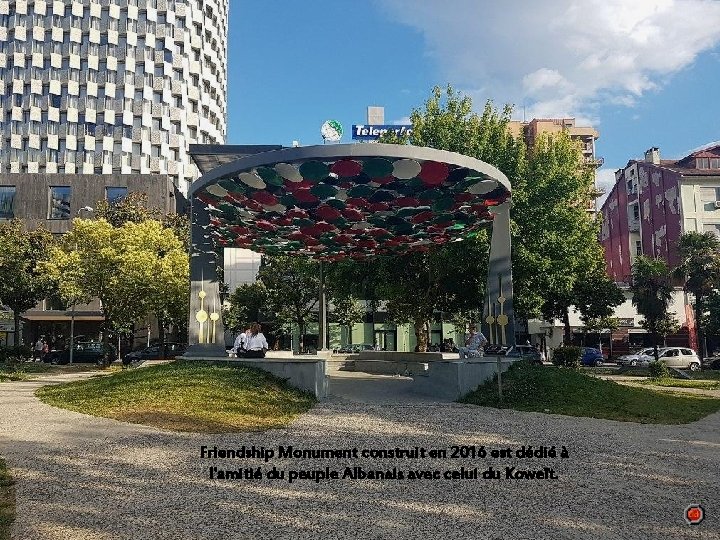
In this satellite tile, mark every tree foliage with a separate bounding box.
[223,282,268,334]
[353,85,608,347]
[675,231,720,357]
[256,256,319,349]
[0,221,56,344]
[40,218,187,356]
[630,256,676,360]
[331,295,365,336]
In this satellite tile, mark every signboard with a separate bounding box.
[320,120,343,142]
[614,317,635,327]
[352,124,413,141]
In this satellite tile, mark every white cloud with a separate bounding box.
[377,0,720,119]
[595,168,620,208]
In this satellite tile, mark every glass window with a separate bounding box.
[0,186,16,219]
[48,186,71,219]
[106,187,128,205]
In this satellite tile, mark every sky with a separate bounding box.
[226,1,720,202]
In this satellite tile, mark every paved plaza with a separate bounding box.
[1,371,718,539]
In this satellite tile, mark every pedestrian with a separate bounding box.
[230,325,251,357]
[237,323,268,358]
[33,337,44,362]
[458,323,488,359]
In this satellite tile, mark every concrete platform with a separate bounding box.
[178,355,327,398]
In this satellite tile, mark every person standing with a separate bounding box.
[458,324,488,359]
[33,337,45,362]
[238,323,268,358]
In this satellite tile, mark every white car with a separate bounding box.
[654,347,701,371]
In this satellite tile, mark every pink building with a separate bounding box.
[600,145,720,284]
[599,144,720,351]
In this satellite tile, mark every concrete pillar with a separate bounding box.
[318,261,328,351]
[482,202,516,347]
[185,198,226,357]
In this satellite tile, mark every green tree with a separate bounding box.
[518,132,604,341]
[40,218,187,363]
[574,268,625,346]
[380,84,603,346]
[331,295,365,345]
[0,221,56,345]
[258,256,319,351]
[630,256,676,360]
[675,231,720,358]
[223,282,268,334]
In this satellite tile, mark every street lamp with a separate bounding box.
[69,206,94,364]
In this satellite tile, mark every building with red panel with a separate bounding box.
[599,144,720,351]
[600,145,720,283]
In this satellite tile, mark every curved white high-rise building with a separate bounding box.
[0,0,227,193]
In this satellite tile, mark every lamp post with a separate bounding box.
[69,206,94,364]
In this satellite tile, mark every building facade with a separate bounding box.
[600,145,720,284]
[0,0,228,194]
[597,145,720,353]
[0,172,175,346]
[508,118,602,168]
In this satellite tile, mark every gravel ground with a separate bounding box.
[1,371,719,540]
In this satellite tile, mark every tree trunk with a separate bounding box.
[157,314,166,360]
[653,332,659,362]
[13,310,20,348]
[695,298,704,360]
[414,318,428,352]
[102,325,111,368]
[563,310,571,345]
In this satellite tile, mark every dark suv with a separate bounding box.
[44,342,117,365]
[123,343,186,364]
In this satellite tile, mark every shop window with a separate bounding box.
[0,186,16,219]
[48,186,71,219]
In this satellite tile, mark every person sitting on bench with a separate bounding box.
[458,323,487,359]
[238,322,268,358]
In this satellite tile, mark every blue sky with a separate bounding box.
[226,1,720,197]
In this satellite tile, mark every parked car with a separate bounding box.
[43,341,117,365]
[580,347,605,366]
[123,343,187,364]
[334,344,374,354]
[654,347,701,371]
[504,345,543,365]
[484,344,509,356]
[617,347,656,367]
[703,356,720,370]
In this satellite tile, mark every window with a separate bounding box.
[632,204,640,220]
[635,240,642,256]
[106,187,128,205]
[48,186,71,219]
[0,186,16,219]
[703,224,720,238]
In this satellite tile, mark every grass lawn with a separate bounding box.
[461,361,720,424]
[643,378,720,390]
[0,362,104,382]
[0,362,54,382]
[0,458,14,540]
[35,361,316,432]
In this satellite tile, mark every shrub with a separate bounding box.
[0,345,32,364]
[552,346,581,369]
[649,361,670,380]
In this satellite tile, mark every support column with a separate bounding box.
[482,202,516,347]
[185,198,226,357]
[318,261,328,351]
